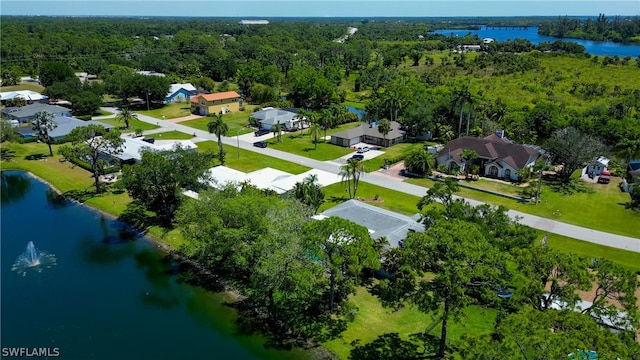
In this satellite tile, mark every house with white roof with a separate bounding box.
[15,115,114,142]
[250,107,304,131]
[0,90,48,104]
[114,137,197,163]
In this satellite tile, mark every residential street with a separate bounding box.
[102,108,640,253]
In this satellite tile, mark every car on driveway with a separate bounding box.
[350,154,364,161]
[253,141,268,148]
[254,129,270,136]
[356,146,370,153]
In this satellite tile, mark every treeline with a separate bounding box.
[539,14,640,42]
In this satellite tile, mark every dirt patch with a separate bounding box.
[167,114,202,123]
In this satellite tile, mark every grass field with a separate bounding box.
[196,140,311,174]
[181,111,255,135]
[263,123,360,161]
[95,117,160,132]
[137,102,192,119]
[146,130,195,140]
[0,83,45,93]
[322,287,497,359]
[405,176,640,239]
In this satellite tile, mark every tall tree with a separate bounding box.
[340,158,365,199]
[380,219,508,358]
[459,148,479,176]
[207,114,228,165]
[304,216,380,313]
[31,111,58,156]
[546,127,606,184]
[377,118,392,147]
[58,125,124,193]
[117,107,138,129]
[122,147,213,223]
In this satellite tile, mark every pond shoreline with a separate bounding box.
[10,169,337,360]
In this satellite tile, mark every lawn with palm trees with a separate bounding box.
[181,111,255,135]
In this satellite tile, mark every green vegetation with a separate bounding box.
[322,287,497,359]
[146,130,195,140]
[405,176,640,238]
[263,124,360,161]
[363,142,429,172]
[96,117,160,132]
[0,83,46,93]
[137,102,191,119]
[181,111,255,135]
[196,140,310,174]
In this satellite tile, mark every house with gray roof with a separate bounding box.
[314,199,424,248]
[2,103,72,123]
[436,131,541,181]
[250,107,304,131]
[330,121,406,148]
[15,115,113,142]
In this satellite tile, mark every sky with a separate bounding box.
[1,0,638,18]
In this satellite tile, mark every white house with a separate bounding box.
[0,90,48,103]
[585,156,610,176]
[250,107,304,131]
[114,137,197,163]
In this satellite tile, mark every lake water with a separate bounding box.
[0,171,309,360]
[433,26,640,57]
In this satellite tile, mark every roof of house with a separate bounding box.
[190,91,241,103]
[250,107,299,127]
[166,83,197,98]
[0,90,48,102]
[438,134,540,170]
[16,115,113,139]
[269,169,342,194]
[591,156,610,167]
[244,168,293,190]
[628,160,640,171]
[331,121,405,140]
[2,103,71,119]
[315,199,424,248]
[116,138,197,161]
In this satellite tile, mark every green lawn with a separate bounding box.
[405,176,640,239]
[196,140,311,174]
[181,111,255,135]
[362,142,429,172]
[137,102,192,119]
[146,130,196,140]
[263,123,362,161]
[322,287,497,360]
[320,180,429,216]
[92,109,114,117]
[0,83,45,93]
[341,101,366,109]
[96,117,160,132]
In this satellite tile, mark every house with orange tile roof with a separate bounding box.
[190,91,242,116]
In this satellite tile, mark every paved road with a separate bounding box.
[99,108,640,253]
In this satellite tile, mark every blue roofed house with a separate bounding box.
[164,83,197,104]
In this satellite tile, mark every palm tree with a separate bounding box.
[309,123,322,150]
[117,107,138,129]
[404,149,436,176]
[207,114,228,165]
[459,148,479,176]
[377,118,392,147]
[272,121,283,142]
[318,108,333,141]
[31,111,58,156]
[340,158,364,199]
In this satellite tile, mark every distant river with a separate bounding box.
[433,26,640,57]
[0,171,309,360]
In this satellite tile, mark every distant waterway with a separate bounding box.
[433,26,640,57]
[0,171,310,360]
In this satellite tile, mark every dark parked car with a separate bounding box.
[254,129,270,136]
[351,154,364,160]
[253,141,268,148]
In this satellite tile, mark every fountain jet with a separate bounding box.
[11,241,57,276]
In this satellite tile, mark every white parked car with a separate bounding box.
[356,146,370,153]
